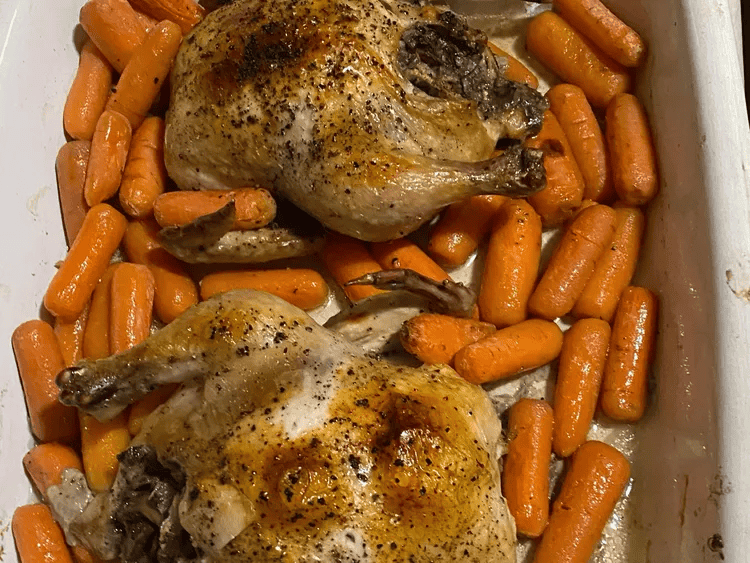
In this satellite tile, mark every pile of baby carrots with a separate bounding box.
[11,0,656,561]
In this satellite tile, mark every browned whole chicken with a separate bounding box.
[164,0,547,242]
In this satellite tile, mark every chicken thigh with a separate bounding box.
[165,0,547,241]
[54,290,516,563]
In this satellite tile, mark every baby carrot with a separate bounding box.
[64,39,113,142]
[70,546,106,563]
[79,410,131,493]
[54,303,89,367]
[129,0,204,34]
[23,443,83,500]
[526,11,631,108]
[153,188,277,230]
[322,232,385,302]
[502,398,554,538]
[454,319,563,385]
[44,203,128,320]
[128,383,178,436]
[200,269,329,310]
[122,218,198,323]
[547,84,613,202]
[533,441,630,563]
[79,0,149,73]
[553,0,647,68]
[12,320,79,444]
[488,42,539,88]
[399,313,496,366]
[600,286,658,422]
[528,203,616,320]
[12,504,75,563]
[55,140,90,247]
[84,110,133,206]
[106,20,183,130]
[371,238,450,282]
[525,110,585,226]
[572,205,645,321]
[606,93,659,205]
[83,264,118,360]
[553,318,610,457]
[110,262,156,354]
[478,199,542,327]
[119,116,168,218]
[427,195,508,267]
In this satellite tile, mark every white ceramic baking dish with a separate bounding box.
[0,0,748,561]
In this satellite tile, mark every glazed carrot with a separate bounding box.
[200,269,329,310]
[153,188,277,230]
[70,546,106,563]
[572,205,645,321]
[128,383,178,436]
[502,398,554,538]
[54,303,89,367]
[427,195,508,267]
[553,0,646,68]
[119,116,169,218]
[322,232,385,302]
[399,313,496,366]
[606,93,659,205]
[110,262,156,354]
[22,443,83,500]
[600,286,658,422]
[478,199,542,327]
[106,20,183,130]
[371,238,450,282]
[526,11,631,108]
[547,84,613,202]
[525,110,585,226]
[533,440,630,563]
[79,0,149,73]
[122,219,199,323]
[488,42,539,88]
[129,0,204,34]
[83,264,119,360]
[453,319,563,385]
[553,318,610,457]
[84,110,133,206]
[12,504,75,563]
[63,40,113,142]
[79,410,131,493]
[44,203,128,320]
[528,203,616,320]
[55,140,90,247]
[11,320,79,444]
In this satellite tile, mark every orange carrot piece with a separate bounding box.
[55,140,91,247]
[200,269,329,310]
[106,20,183,130]
[79,410,131,493]
[488,42,539,88]
[547,84,613,202]
[12,504,75,563]
[453,319,563,385]
[44,203,128,320]
[525,110,586,226]
[83,264,119,360]
[84,110,133,207]
[605,93,659,206]
[153,188,277,230]
[11,320,79,444]
[478,199,542,327]
[119,116,169,218]
[600,286,658,422]
[553,0,646,68]
[54,303,89,367]
[79,0,149,73]
[371,238,450,282]
[528,204,616,320]
[427,195,508,267]
[526,11,631,108]
[129,0,204,34]
[533,441,630,563]
[399,313,497,366]
[322,232,385,302]
[122,219,199,323]
[572,205,645,321]
[503,398,554,538]
[22,443,84,500]
[553,318,610,457]
[128,383,178,436]
[63,39,113,141]
[109,262,155,354]
[70,546,106,563]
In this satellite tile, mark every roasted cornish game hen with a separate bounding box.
[53,290,516,562]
